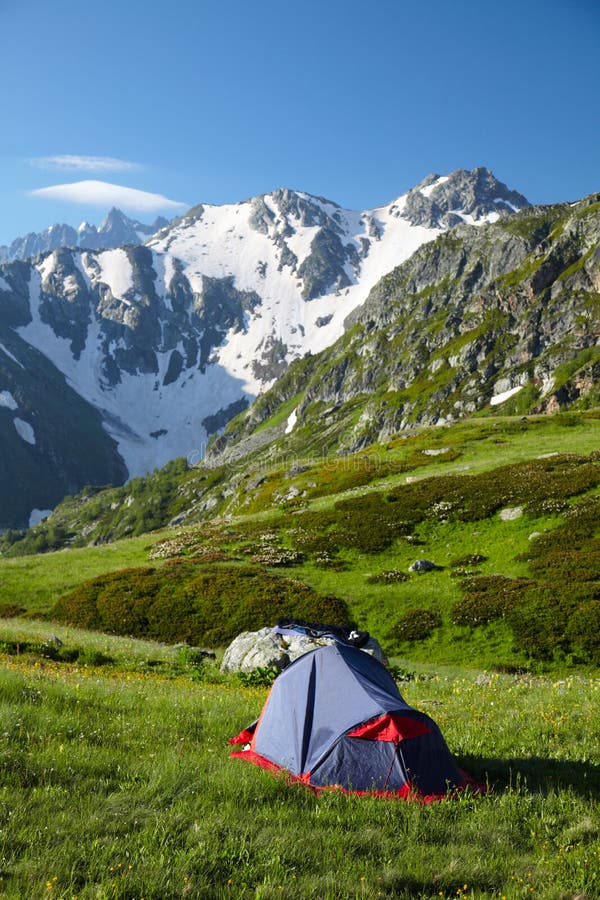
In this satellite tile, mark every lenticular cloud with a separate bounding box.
[28,180,188,213]
[29,155,140,173]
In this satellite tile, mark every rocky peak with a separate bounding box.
[402,166,529,228]
[0,210,171,262]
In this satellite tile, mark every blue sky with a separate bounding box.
[1,0,598,244]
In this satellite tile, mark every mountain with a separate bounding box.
[3,185,600,547]
[0,167,529,528]
[209,193,600,464]
[0,209,169,262]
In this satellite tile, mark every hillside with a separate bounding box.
[2,413,599,675]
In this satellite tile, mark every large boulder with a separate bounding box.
[220,627,387,673]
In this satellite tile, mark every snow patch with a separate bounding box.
[0,275,11,291]
[28,508,52,527]
[420,175,449,198]
[490,385,523,406]
[97,248,134,298]
[0,342,24,369]
[0,390,18,410]
[494,198,520,212]
[285,408,298,434]
[38,254,56,284]
[14,417,36,444]
[448,209,500,226]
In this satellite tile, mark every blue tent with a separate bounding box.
[230,643,479,800]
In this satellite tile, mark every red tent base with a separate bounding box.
[229,746,487,803]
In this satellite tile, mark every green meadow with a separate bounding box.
[0,630,598,899]
[0,412,599,898]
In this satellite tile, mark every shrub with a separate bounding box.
[449,553,488,568]
[0,603,26,618]
[388,608,442,643]
[0,638,113,666]
[506,585,580,660]
[53,562,350,647]
[386,664,417,682]
[566,601,600,664]
[451,576,531,627]
[238,666,280,687]
[365,569,409,585]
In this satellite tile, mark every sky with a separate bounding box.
[0,0,599,244]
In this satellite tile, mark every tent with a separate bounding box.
[229,642,480,800]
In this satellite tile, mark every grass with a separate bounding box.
[0,624,598,899]
[0,531,168,615]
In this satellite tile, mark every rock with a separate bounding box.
[475,673,491,685]
[422,447,450,456]
[499,507,523,521]
[220,628,387,673]
[168,513,187,527]
[245,474,266,492]
[409,559,438,573]
[284,464,310,479]
[220,628,288,673]
[274,485,302,503]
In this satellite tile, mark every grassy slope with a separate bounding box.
[0,531,169,615]
[0,413,599,671]
[0,627,598,899]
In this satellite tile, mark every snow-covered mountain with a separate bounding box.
[0,167,528,527]
[0,208,169,263]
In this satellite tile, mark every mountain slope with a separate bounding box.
[0,168,526,527]
[0,209,169,262]
[0,324,126,528]
[209,194,600,463]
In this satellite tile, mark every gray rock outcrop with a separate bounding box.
[220,627,387,673]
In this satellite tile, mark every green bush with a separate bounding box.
[0,603,26,618]
[365,569,409,585]
[388,608,442,643]
[506,585,580,660]
[566,601,600,664]
[0,638,113,666]
[238,666,280,687]
[451,575,530,627]
[53,562,350,647]
[449,553,488,568]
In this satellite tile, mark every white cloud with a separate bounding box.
[28,180,188,213]
[29,155,141,172]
